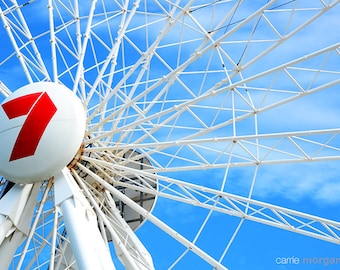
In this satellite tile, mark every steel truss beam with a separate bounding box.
[77,159,340,245]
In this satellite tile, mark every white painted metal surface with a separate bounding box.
[0,1,339,269]
[75,173,155,270]
[0,82,86,183]
[0,183,40,269]
[0,81,11,98]
[54,168,115,270]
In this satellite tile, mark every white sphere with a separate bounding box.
[0,82,86,184]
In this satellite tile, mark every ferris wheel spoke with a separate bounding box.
[75,151,340,246]
[49,0,86,88]
[74,161,228,270]
[234,0,340,72]
[79,157,340,245]
[48,0,58,82]
[84,41,339,149]
[54,168,115,270]
[85,0,142,104]
[84,6,149,108]
[71,169,155,269]
[47,0,91,95]
[232,44,340,112]
[158,182,340,245]
[168,196,226,269]
[86,127,340,172]
[85,7,242,136]
[11,0,50,80]
[85,0,195,125]
[0,2,50,83]
[14,180,53,269]
[0,6,33,83]
[0,1,339,269]
[153,45,340,144]
[0,81,11,97]
[71,0,99,99]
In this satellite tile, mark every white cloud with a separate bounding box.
[251,161,340,206]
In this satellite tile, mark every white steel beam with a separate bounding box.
[77,160,340,245]
[85,0,142,106]
[0,81,11,97]
[72,0,98,98]
[11,0,50,81]
[0,183,40,269]
[84,42,340,145]
[75,163,228,270]
[48,0,58,82]
[85,0,193,124]
[72,169,155,270]
[84,0,278,135]
[82,127,340,173]
[0,6,33,83]
[54,168,115,270]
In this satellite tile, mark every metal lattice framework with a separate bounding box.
[0,0,339,269]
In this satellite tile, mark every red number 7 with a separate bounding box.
[2,92,57,161]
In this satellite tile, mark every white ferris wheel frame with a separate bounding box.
[0,0,339,269]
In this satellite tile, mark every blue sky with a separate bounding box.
[0,1,340,269]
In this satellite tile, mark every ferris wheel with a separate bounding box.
[0,0,339,269]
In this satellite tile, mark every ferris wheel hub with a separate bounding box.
[0,82,86,184]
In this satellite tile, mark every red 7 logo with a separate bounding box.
[2,92,57,161]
